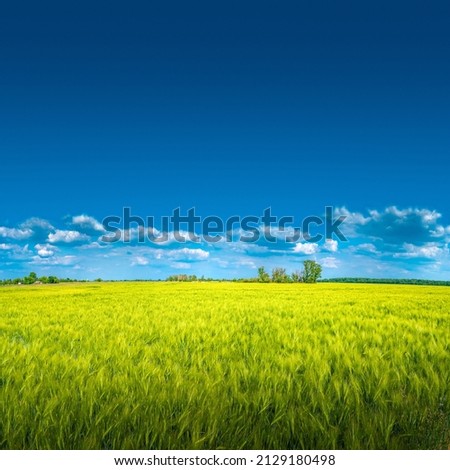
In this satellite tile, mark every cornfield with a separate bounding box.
[0,282,449,449]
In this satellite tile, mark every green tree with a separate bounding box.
[24,272,37,284]
[301,260,322,283]
[291,270,302,282]
[272,267,290,283]
[257,266,270,283]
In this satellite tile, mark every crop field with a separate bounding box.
[0,282,449,450]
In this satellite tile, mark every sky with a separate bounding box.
[1,0,450,280]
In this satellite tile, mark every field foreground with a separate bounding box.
[1,282,449,449]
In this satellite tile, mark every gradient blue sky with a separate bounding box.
[1,1,449,280]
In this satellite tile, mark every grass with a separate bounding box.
[0,282,449,449]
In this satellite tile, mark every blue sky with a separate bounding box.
[1,1,449,280]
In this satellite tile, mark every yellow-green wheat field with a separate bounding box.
[1,282,449,449]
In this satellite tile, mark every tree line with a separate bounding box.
[5,264,447,286]
[165,260,323,283]
[321,277,450,286]
[256,260,322,283]
[0,272,80,285]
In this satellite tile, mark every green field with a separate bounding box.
[0,282,449,449]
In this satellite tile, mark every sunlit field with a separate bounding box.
[1,282,449,449]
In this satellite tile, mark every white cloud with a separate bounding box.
[113,228,201,244]
[334,207,371,226]
[21,217,54,230]
[0,243,15,250]
[394,243,447,259]
[323,239,338,252]
[352,243,379,254]
[35,244,56,257]
[72,215,105,232]
[431,225,450,239]
[334,206,446,244]
[170,262,191,270]
[255,225,301,241]
[383,207,440,225]
[0,226,33,240]
[293,242,319,255]
[213,258,230,268]
[48,230,90,243]
[127,247,210,265]
[225,241,269,254]
[132,256,150,266]
[80,241,109,250]
[167,248,210,260]
[322,256,338,268]
[1,243,31,261]
[236,258,257,269]
[430,226,445,237]
[38,247,53,257]
[31,255,77,266]
[368,207,442,225]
